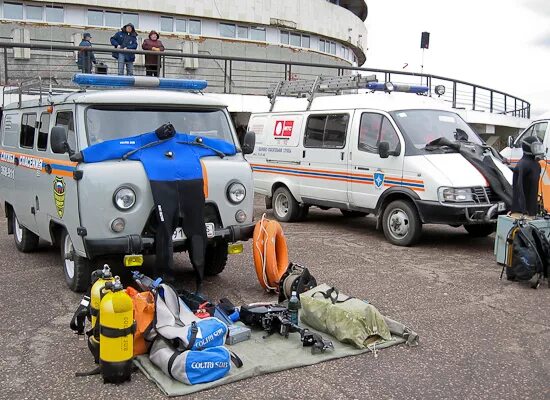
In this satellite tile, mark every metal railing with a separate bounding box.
[0,41,531,118]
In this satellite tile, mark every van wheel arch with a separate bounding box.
[376,189,422,230]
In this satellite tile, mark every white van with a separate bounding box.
[501,116,549,167]
[246,79,513,246]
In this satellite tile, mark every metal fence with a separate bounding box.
[0,41,531,119]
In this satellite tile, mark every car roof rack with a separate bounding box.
[2,76,76,108]
[267,74,378,111]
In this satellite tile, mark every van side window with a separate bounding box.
[37,113,50,151]
[55,111,76,150]
[304,114,349,149]
[19,113,37,149]
[359,113,400,153]
[517,122,547,145]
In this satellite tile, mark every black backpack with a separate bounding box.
[506,223,550,289]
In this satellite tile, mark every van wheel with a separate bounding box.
[272,187,300,222]
[204,239,228,276]
[464,224,496,237]
[60,230,91,292]
[382,200,422,246]
[13,213,39,253]
[340,210,368,218]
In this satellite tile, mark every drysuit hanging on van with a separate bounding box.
[511,136,544,216]
[79,124,237,292]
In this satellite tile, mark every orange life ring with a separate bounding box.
[253,217,289,290]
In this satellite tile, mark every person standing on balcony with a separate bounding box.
[77,32,96,74]
[142,30,165,77]
[110,23,138,75]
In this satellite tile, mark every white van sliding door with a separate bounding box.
[300,113,351,204]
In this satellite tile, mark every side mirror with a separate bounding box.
[378,141,390,159]
[242,131,256,155]
[507,135,514,148]
[50,126,69,154]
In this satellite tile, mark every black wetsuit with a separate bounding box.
[511,154,540,216]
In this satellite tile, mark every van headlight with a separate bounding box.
[438,187,474,203]
[113,187,136,210]
[227,182,246,204]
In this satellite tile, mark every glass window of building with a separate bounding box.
[87,9,103,26]
[4,2,23,19]
[250,27,266,41]
[160,16,173,32]
[105,11,121,27]
[123,13,139,28]
[319,39,326,52]
[237,26,248,39]
[330,42,336,55]
[26,5,42,20]
[45,6,63,23]
[175,18,186,32]
[280,30,289,45]
[220,23,236,38]
[290,33,301,47]
[188,19,201,34]
[302,35,310,48]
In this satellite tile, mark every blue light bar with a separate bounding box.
[73,74,208,91]
[366,82,428,94]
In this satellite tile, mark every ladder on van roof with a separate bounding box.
[2,76,76,108]
[267,74,378,111]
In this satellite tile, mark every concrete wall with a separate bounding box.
[29,0,368,63]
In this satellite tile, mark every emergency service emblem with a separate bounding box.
[53,177,66,218]
[374,172,385,190]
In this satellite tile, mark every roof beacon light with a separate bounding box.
[435,85,446,96]
[367,81,429,94]
[72,74,208,91]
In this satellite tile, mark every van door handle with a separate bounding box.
[340,152,344,161]
[357,167,370,171]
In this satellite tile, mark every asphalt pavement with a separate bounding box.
[0,195,549,400]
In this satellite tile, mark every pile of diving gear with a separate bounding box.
[69,262,418,390]
[498,216,550,289]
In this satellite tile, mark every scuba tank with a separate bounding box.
[88,265,115,363]
[99,276,135,384]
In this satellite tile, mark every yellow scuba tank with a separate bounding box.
[88,265,114,363]
[99,276,135,384]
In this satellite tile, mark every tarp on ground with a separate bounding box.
[135,319,417,397]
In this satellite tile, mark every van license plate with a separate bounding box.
[173,223,215,242]
[497,202,506,212]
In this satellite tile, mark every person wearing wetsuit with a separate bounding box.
[511,136,543,216]
[79,124,236,293]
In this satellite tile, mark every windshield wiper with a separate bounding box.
[178,137,226,159]
[122,138,171,160]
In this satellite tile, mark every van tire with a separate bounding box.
[382,200,422,246]
[464,223,496,237]
[204,239,228,276]
[340,210,368,218]
[60,230,91,292]
[272,187,300,222]
[13,213,39,253]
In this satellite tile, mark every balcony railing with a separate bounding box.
[0,41,530,119]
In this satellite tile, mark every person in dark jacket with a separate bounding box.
[511,136,544,217]
[110,23,138,75]
[142,30,165,77]
[77,32,96,73]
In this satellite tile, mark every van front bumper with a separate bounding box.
[416,200,503,225]
[84,223,255,258]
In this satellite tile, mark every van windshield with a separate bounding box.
[390,110,483,150]
[85,107,236,146]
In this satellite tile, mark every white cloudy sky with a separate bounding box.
[364,0,550,118]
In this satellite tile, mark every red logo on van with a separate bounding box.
[274,120,294,137]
